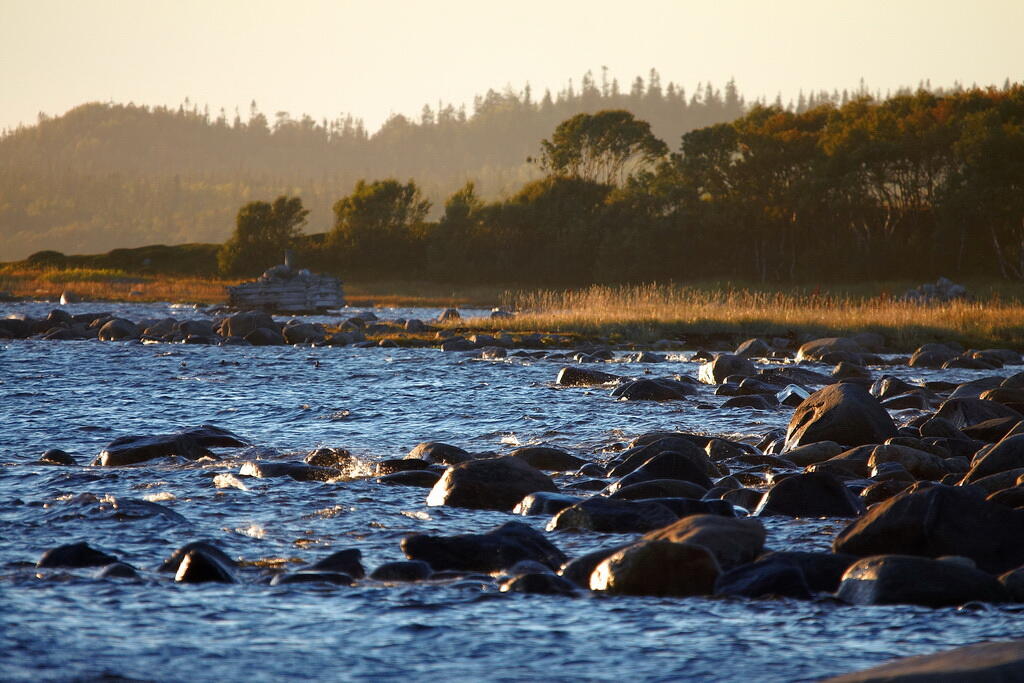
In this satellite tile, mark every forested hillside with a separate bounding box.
[0,70,752,260]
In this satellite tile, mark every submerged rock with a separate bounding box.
[37,541,118,568]
[402,521,566,573]
[369,561,433,582]
[92,425,248,466]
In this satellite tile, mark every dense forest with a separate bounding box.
[0,69,752,260]
[210,84,1023,284]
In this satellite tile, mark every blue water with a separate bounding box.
[2,302,1021,681]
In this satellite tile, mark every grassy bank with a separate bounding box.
[463,283,1024,351]
[3,261,1024,351]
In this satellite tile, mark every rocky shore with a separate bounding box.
[8,305,1024,679]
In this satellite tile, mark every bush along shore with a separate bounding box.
[21,313,1024,680]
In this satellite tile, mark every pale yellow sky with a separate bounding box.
[1,0,1021,133]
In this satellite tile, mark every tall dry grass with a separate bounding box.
[459,283,1024,349]
[0,266,236,304]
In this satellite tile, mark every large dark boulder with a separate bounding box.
[309,548,365,578]
[735,338,773,358]
[556,366,620,386]
[158,540,236,573]
[97,318,140,341]
[546,497,680,533]
[796,337,862,363]
[612,377,696,401]
[244,327,286,346]
[508,446,587,471]
[713,556,813,599]
[754,473,865,518]
[609,437,717,479]
[607,478,708,500]
[406,441,471,465]
[500,572,577,596]
[238,461,341,482]
[698,354,757,384]
[833,483,1024,573]
[823,640,1024,683]
[644,514,766,570]
[908,343,958,368]
[426,457,557,511]
[174,546,237,583]
[615,450,714,490]
[836,554,1008,607]
[401,521,566,573]
[962,433,1024,483]
[757,551,858,593]
[92,425,248,466]
[785,383,896,450]
[935,397,1023,430]
[369,561,432,582]
[589,540,720,597]
[220,311,277,338]
[513,491,582,516]
[37,541,118,568]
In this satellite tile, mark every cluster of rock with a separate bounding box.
[902,276,969,303]
[226,260,343,313]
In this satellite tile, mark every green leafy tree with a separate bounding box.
[217,195,308,275]
[537,110,668,185]
[328,179,431,273]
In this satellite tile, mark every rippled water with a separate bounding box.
[2,302,1022,681]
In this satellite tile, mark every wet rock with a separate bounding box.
[754,473,865,518]
[796,337,862,363]
[546,497,680,533]
[406,441,471,465]
[935,397,1023,430]
[244,327,286,346]
[402,521,566,573]
[304,447,353,468]
[735,338,773,358]
[962,434,1024,484]
[963,416,1021,442]
[426,457,557,511]
[39,448,76,466]
[309,548,365,578]
[379,470,441,487]
[836,554,1008,607]
[175,547,237,583]
[784,441,845,467]
[98,318,140,341]
[908,343,958,368]
[441,337,474,351]
[38,541,118,568]
[513,491,582,516]
[93,425,248,467]
[220,311,276,338]
[508,446,587,471]
[987,486,1024,509]
[94,562,140,579]
[714,556,813,599]
[757,551,857,593]
[607,479,708,501]
[833,362,871,380]
[238,462,340,482]
[558,544,633,586]
[589,540,720,597]
[370,560,433,582]
[698,354,757,384]
[612,377,696,401]
[722,394,777,410]
[374,458,431,475]
[615,450,714,490]
[870,461,916,483]
[833,482,1024,573]
[1000,567,1024,601]
[868,444,948,480]
[283,322,325,345]
[784,383,897,450]
[158,541,236,573]
[625,350,666,363]
[777,384,812,407]
[721,488,763,512]
[500,573,577,595]
[822,639,1024,683]
[271,571,354,586]
[644,514,766,570]
[609,437,718,479]
[437,308,461,322]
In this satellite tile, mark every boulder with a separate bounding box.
[908,343,958,368]
[962,433,1024,483]
[304,447,353,468]
[37,541,118,568]
[220,311,276,338]
[406,441,471,465]
[500,573,577,595]
[713,556,813,599]
[612,377,696,400]
[784,441,845,467]
[832,483,1024,573]
[39,448,76,466]
[607,479,708,501]
[735,338,773,358]
[785,383,896,450]
[722,395,778,410]
[309,548,365,578]
[757,551,858,593]
[868,444,948,480]
[158,541,236,573]
[426,457,557,511]
[1000,567,1024,601]
[401,521,566,573]
[643,514,766,570]
[546,497,680,533]
[378,470,441,487]
[94,562,140,579]
[555,366,620,386]
[698,354,757,384]
[244,327,286,346]
[238,461,340,482]
[369,560,432,582]
[513,491,582,516]
[935,397,1022,430]
[609,437,717,479]
[509,446,587,471]
[615,450,714,490]
[796,337,862,363]
[92,425,248,466]
[754,473,865,518]
[836,554,1008,607]
[174,546,237,583]
[270,571,353,586]
[97,318,140,341]
[282,322,325,345]
[822,640,1024,683]
[589,540,720,597]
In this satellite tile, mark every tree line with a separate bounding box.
[0,69,748,261]
[221,84,1024,284]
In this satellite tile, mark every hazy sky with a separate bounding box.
[2,0,1021,133]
